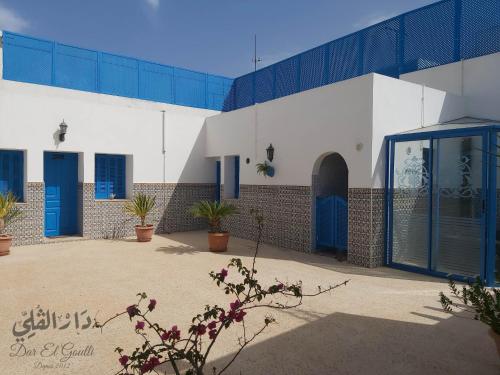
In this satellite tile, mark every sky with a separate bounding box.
[0,0,435,78]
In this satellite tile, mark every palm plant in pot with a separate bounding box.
[124,193,156,242]
[256,161,275,177]
[190,200,237,252]
[0,192,23,256]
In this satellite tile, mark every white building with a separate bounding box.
[1,0,500,285]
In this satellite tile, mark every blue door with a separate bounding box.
[44,152,78,237]
[316,195,348,251]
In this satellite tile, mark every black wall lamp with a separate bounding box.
[59,120,68,142]
[266,143,274,162]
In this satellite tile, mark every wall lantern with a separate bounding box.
[59,120,68,142]
[266,143,274,162]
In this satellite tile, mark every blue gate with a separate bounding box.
[316,195,348,251]
[44,152,78,237]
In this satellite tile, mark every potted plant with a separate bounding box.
[190,200,237,252]
[256,161,275,177]
[0,192,23,256]
[440,278,500,356]
[124,193,156,242]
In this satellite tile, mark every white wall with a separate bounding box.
[401,52,500,121]
[0,79,218,184]
[206,73,465,189]
[371,74,465,187]
[206,74,375,188]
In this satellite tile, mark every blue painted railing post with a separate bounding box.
[96,51,101,93]
[295,55,301,94]
[323,44,330,86]
[398,15,406,76]
[454,0,463,61]
[357,31,364,76]
[51,42,56,86]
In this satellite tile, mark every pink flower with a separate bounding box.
[277,283,284,290]
[126,305,139,318]
[209,329,217,340]
[119,355,129,366]
[170,325,181,340]
[147,299,157,311]
[197,324,207,335]
[208,321,217,330]
[219,311,226,322]
[235,310,247,322]
[161,330,171,341]
[230,300,241,311]
[219,268,228,280]
[140,356,160,374]
[135,321,145,330]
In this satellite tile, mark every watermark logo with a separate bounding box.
[9,305,96,371]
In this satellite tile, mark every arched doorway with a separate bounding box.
[312,153,349,258]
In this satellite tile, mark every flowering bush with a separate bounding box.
[95,210,348,375]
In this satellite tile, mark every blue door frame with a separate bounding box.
[385,125,500,286]
[44,152,79,237]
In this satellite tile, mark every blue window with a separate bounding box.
[234,156,240,199]
[0,150,24,201]
[95,154,126,199]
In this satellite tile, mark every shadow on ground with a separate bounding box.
[153,311,498,375]
[155,232,446,284]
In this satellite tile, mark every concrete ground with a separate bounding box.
[0,231,498,375]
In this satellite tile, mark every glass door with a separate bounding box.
[391,140,431,269]
[431,136,484,278]
[388,131,488,281]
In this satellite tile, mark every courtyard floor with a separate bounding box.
[0,231,498,375]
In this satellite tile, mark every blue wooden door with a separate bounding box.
[44,152,78,237]
[316,195,348,251]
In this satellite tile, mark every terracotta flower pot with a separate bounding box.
[208,232,230,252]
[135,225,154,242]
[0,235,13,256]
[489,329,500,357]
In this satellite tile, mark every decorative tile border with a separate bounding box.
[9,181,387,272]
[9,182,45,246]
[348,188,385,268]
[221,184,312,252]
[9,182,215,245]
[83,183,216,239]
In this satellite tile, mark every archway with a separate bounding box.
[312,153,349,258]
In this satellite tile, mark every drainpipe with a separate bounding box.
[161,110,166,230]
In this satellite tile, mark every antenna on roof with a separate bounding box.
[252,34,262,72]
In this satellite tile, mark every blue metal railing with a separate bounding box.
[2,0,500,112]
[1,31,234,111]
[227,0,500,110]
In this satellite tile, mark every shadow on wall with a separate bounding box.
[160,122,215,234]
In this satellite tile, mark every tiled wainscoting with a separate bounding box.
[348,188,385,268]
[10,183,45,246]
[11,181,386,271]
[221,184,312,252]
[12,182,215,245]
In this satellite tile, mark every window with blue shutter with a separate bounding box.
[234,156,240,199]
[0,150,24,201]
[95,154,126,199]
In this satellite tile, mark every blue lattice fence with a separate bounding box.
[2,0,499,112]
[1,32,233,111]
[228,0,500,111]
